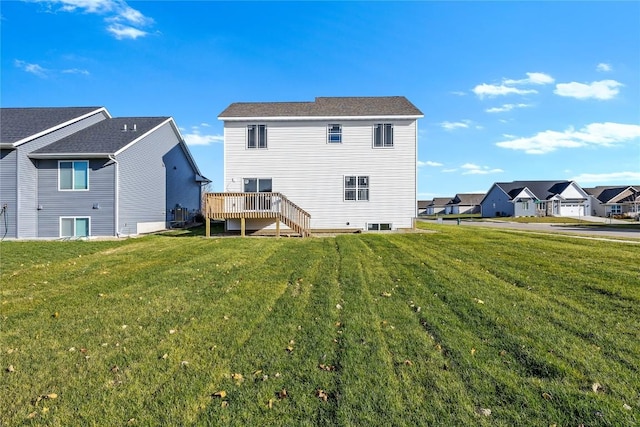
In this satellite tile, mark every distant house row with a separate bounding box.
[420,180,640,219]
[0,107,208,239]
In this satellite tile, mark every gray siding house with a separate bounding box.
[480,180,590,218]
[0,107,207,239]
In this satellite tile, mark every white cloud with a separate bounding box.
[473,72,554,99]
[596,63,612,72]
[62,68,90,75]
[32,0,153,39]
[460,163,504,175]
[107,23,147,40]
[485,103,531,113]
[503,72,555,86]
[570,171,640,184]
[14,59,48,77]
[554,80,622,100]
[442,168,458,173]
[183,129,224,146]
[441,120,469,131]
[450,91,467,96]
[200,122,211,127]
[496,122,640,154]
[417,160,443,167]
[472,84,537,99]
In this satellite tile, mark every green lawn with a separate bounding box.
[1,225,639,426]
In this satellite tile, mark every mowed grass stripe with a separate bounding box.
[378,231,639,425]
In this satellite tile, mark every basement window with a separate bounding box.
[367,223,392,231]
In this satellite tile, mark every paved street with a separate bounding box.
[419,218,640,241]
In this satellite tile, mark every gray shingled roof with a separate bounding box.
[31,117,169,155]
[495,180,574,200]
[0,107,104,144]
[218,96,423,118]
[448,193,485,205]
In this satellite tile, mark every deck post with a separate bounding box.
[276,218,280,238]
[206,216,210,237]
[241,217,245,237]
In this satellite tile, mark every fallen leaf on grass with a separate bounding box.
[277,388,288,399]
[316,389,328,402]
[381,292,392,298]
[169,329,176,334]
[476,407,491,416]
[41,407,49,414]
[471,348,476,356]
[212,390,227,399]
[404,359,413,366]
[267,399,274,409]
[221,401,229,408]
[473,298,485,304]
[542,392,553,400]
[160,353,168,360]
[27,411,37,419]
[6,365,15,373]
[318,363,335,371]
[623,404,632,410]
[591,382,604,393]
[110,365,119,373]
[231,373,244,383]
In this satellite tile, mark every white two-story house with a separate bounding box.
[209,96,423,235]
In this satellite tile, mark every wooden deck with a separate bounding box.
[204,192,311,237]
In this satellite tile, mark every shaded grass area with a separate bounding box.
[1,226,639,426]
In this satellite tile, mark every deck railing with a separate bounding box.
[204,192,311,237]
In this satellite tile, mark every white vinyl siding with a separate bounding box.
[224,119,416,230]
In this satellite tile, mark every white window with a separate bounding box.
[247,125,267,149]
[60,217,90,237]
[327,124,342,143]
[373,123,393,148]
[59,161,89,190]
[345,176,369,201]
[368,223,392,231]
[522,201,529,210]
[610,205,621,214]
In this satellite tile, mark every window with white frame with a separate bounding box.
[345,175,369,201]
[60,217,90,237]
[373,123,393,148]
[247,124,267,149]
[522,201,529,210]
[327,124,342,143]
[59,161,89,190]
[368,223,392,231]
[610,205,621,214]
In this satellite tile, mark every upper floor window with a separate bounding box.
[327,124,342,143]
[373,123,393,148]
[59,160,88,190]
[345,175,369,201]
[247,124,267,149]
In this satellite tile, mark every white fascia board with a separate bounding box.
[28,152,111,159]
[13,107,110,147]
[0,143,16,149]
[113,117,173,156]
[217,114,424,122]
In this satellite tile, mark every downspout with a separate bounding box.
[109,155,120,237]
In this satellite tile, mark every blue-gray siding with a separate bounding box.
[164,144,202,220]
[36,159,115,237]
[480,185,514,217]
[0,149,18,238]
[117,121,200,234]
[17,112,108,238]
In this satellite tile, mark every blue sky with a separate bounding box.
[2,0,639,199]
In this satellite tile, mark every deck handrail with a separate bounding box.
[205,192,311,237]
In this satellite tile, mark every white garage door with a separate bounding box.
[560,204,584,216]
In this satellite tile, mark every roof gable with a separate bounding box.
[494,180,582,200]
[218,96,423,119]
[30,117,170,156]
[0,107,106,145]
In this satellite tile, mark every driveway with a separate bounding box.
[418,218,640,241]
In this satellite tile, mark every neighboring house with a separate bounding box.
[417,200,430,216]
[211,96,423,234]
[445,193,484,214]
[425,197,451,215]
[584,186,640,218]
[480,180,590,218]
[0,107,208,239]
